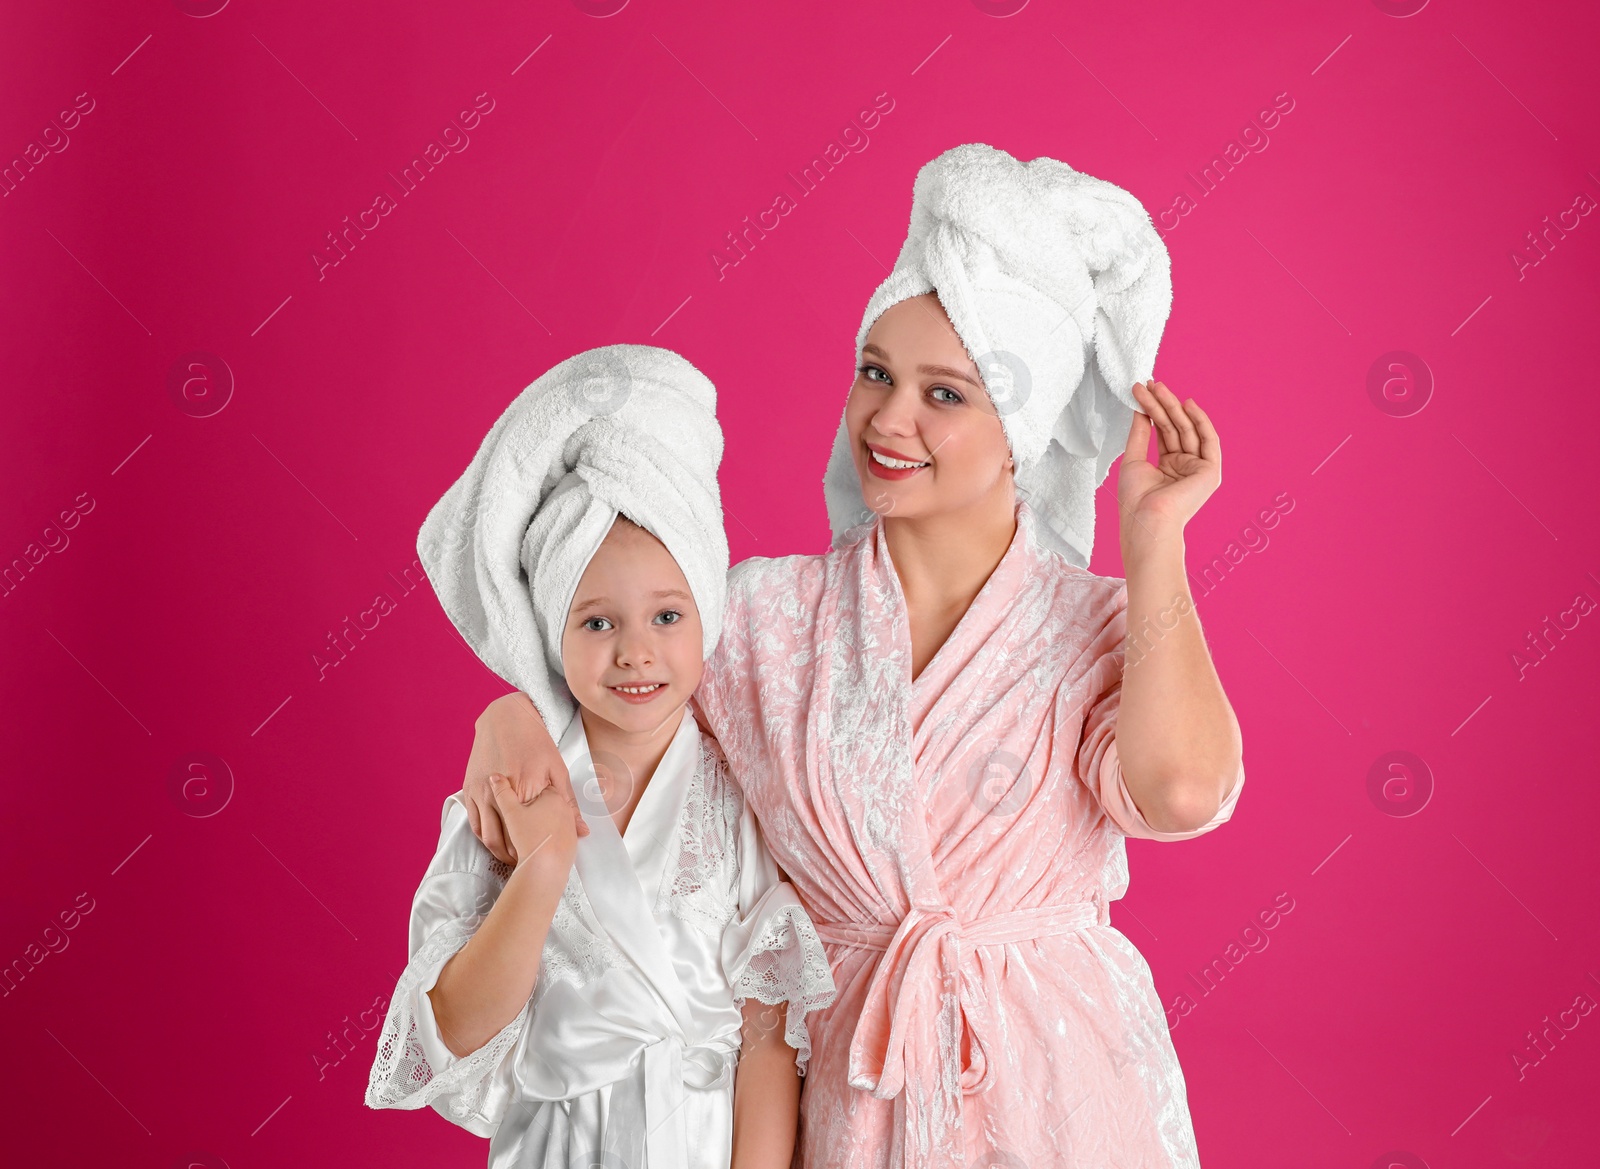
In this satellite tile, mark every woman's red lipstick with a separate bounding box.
[865,442,930,481]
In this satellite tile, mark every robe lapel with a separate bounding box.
[816,521,938,913]
[561,709,700,1037]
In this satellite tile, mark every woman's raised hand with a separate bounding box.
[463,692,589,866]
[1117,379,1223,550]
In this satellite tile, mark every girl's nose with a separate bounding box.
[614,635,655,669]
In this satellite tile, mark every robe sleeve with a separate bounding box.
[719,796,838,1074]
[364,796,526,1136]
[1074,655,1246,842]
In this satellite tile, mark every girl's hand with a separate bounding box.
[488,777,579,874]
[463,692,589,866]
[1118,379,1222,551]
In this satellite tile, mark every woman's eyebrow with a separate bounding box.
[862,343,982,390]
[917,363,982,389]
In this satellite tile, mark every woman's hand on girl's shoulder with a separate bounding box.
[462,692,589,865]
[489,777,579,876]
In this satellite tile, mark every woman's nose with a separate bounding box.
[871,384,920,436]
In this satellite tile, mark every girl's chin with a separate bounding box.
[584,692,687,733]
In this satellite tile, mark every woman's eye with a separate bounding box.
[583,617,612,632]
[654,610,682,625]
[858,363,891,385]
[930,385,964,405]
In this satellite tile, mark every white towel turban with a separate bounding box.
[822,142,1174,568]
[417,344,729,733]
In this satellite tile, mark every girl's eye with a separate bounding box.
[858,363,891,385]
[654,610,682,625]
[930,385,964,405]
[582,617,612,632]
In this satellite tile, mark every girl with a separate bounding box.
[365,345,836,1169]
[459,145,1247,1168]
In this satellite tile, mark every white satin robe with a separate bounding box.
[366,706,836,1169]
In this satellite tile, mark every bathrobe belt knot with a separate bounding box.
[814,900,1104,1100]
[519,975,738,1169]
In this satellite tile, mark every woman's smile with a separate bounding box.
[866,441,930,479]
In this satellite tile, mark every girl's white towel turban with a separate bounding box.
[417,344,729,733]
[822,142,1174,568]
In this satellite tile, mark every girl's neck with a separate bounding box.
[577,703,687,834]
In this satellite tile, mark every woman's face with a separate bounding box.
[844,293,1015,523]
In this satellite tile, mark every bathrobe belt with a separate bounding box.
[517,975,738,1169]
[812,900,1104,1100]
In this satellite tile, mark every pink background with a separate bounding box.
[3,1,1597,1166]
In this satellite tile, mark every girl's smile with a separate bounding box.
[606,680,669,703]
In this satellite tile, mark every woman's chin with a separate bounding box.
[856,469,921,511]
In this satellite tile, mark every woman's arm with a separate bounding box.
[465,692,725,859]
[462,692,588,866]
[1113,380,1243,833]
[427,782,576,1057]
[730,1000,801,1169]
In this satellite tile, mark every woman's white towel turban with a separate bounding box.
[822,143,1174,568]
[417,344,729,733]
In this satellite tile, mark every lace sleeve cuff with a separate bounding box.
[364,913,525,1134]
[724,886,837,1074]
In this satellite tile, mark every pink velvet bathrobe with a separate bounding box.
[694,502,1245,1169]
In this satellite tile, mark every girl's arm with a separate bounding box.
[428,782,577,1057]
[730,1000,801,1169]
[464,693,723,860]
[1113,380,1243,833]
[462,693,589,867]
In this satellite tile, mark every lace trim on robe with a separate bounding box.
[536,870,629,997]
[366,827,630,1128]
[653,734,837,1072]
[653,738,742,938]
[364,912,524,1125]
[729,900,837,1074]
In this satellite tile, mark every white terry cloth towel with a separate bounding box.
[416,344,729,734]
[822,142,1174,568]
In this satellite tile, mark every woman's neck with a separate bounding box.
[882,485,1019,678]
[577,704,686,833]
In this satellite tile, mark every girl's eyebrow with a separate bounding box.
[861,343,981,390]
[572,588,690,614]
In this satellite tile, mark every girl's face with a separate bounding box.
[560,518,703,737]
[844,293,1015,523]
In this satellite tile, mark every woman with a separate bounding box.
[458,145,1245,1167]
